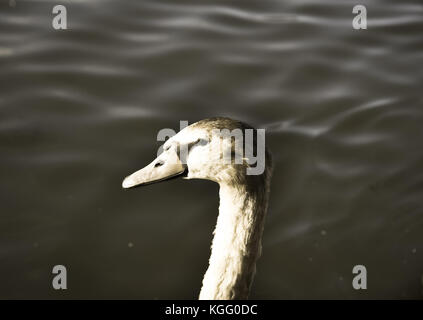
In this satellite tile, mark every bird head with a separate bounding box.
[122,117,269,189]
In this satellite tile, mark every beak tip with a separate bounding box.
[122,177,133,189]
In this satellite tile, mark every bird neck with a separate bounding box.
[199,182,268,300]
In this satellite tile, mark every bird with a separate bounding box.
[122,117,272,300]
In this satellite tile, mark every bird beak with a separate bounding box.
[122,150,186,189]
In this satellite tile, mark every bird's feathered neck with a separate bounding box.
[199,176,270,299]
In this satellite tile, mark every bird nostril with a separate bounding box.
[155,160,164,168]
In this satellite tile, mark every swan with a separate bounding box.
[122,117,272,300]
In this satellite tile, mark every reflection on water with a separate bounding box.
[0,0,422,299]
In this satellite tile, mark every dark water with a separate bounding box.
[1,0,422,299]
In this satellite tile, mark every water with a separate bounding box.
[0,0,422,299]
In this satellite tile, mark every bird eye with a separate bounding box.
[164,145,171,151]
[155,160,164,167]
